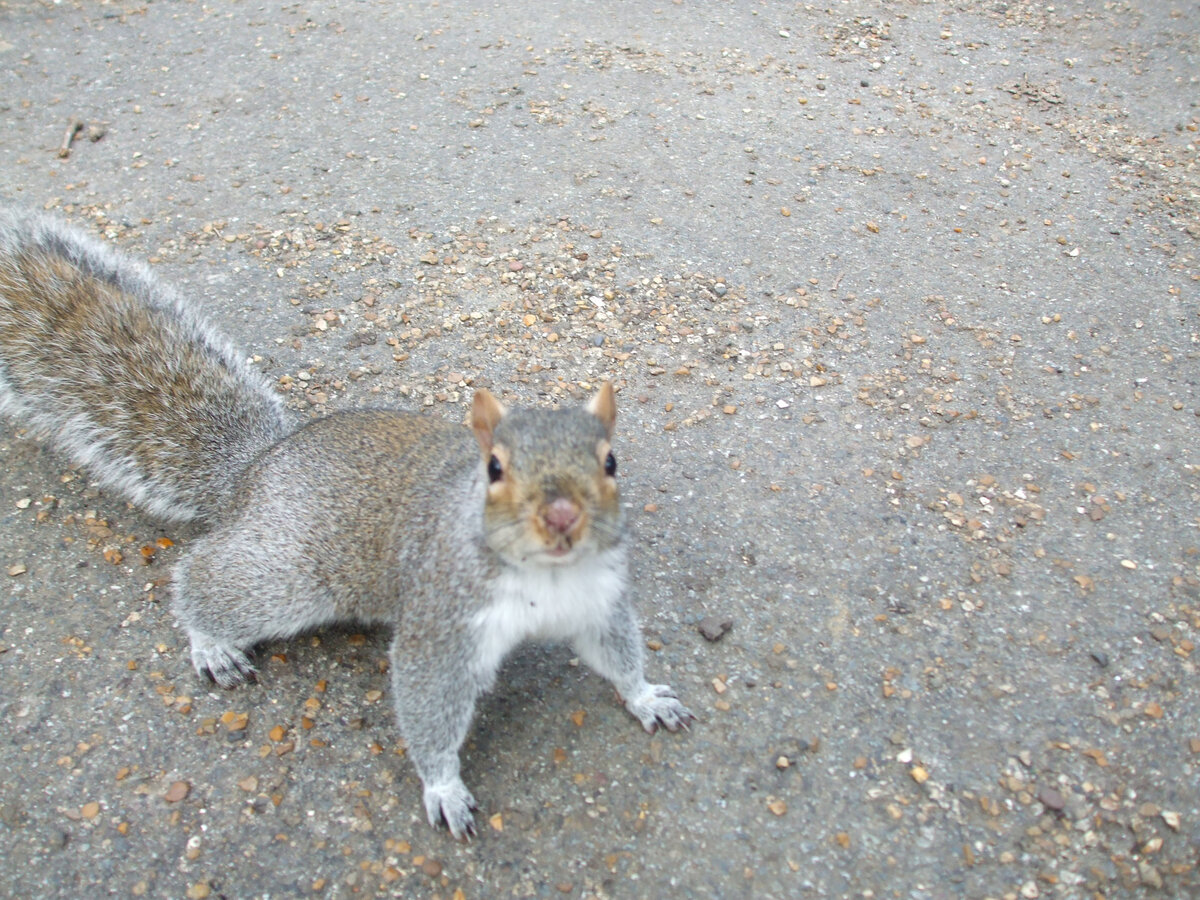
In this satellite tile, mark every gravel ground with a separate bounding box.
[1,2,1197,898]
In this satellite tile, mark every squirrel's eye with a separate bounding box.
[487,455,504,483]
[604,451,617,477]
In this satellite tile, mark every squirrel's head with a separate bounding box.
[471,382,622,566]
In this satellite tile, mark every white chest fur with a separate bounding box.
[470,548,626,684]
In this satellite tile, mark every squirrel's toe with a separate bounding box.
[423,778,478,841]
[189,633,257,688]
[626,683,695,734]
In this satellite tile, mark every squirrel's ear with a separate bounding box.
[471,388,506,454]
[587,381,616,438]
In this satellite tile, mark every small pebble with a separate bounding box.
[421,859,443,878]
[697,616,734,642]
[1037,787,1065,811]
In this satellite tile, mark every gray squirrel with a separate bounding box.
[0,210,694,839]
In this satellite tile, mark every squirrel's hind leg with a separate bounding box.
[171,538,333,689]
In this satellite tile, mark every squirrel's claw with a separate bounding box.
[663,707,698,733]
[643,705,697,734]
[189,633,258,688]
[624,683,695,735]
[423,778,479,841]
[455,817,478,842]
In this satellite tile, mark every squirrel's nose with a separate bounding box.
[542,497,581,535]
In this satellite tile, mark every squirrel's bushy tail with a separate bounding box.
[0,210,291,525]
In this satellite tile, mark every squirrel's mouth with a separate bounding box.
[535,535,581,564]
[543,534,575,557]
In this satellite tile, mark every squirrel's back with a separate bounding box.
[0,210,291,524]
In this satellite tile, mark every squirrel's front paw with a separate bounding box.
[188,632,257,688]
[624,683,696,734]
[423,778,479,841]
